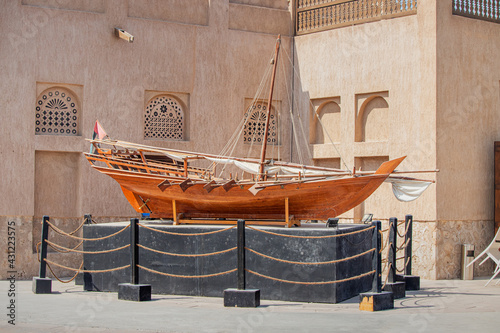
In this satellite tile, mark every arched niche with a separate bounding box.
[355,93,389,142]
[310,98,341,144]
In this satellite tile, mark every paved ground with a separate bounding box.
[1,277,500,333]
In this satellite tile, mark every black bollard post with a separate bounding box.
[359,221,393,311]
[404,214,412,276]
[371,221,382,293]
[396,214,420,290]
[382,217,406,299]
[224,220,260,307]
[118,218,151,301]
[131,218,139,285]
[388,217,397,284]
[32,216,52,294]
[237,219,246,290]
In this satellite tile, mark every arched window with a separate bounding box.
[35,87,79,136]
[243,102,279,145]
[144,95,185,140]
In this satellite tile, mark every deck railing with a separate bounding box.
[452,0,500,23]
[296,0,418,35]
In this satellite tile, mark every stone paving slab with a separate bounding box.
[1,278,500,332]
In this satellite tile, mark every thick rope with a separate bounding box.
[44,258,130,273]
[246,225,375,239]
[396,238,410,252]
[396,220,410,238]
[246,268,375,285]
[246,247,375,265]
[46,240,130,254]
[46,220,130,241]
[139,224,236,236]
[137,244,237,257]
[46,260,83,284]
[46,240,83,254]
[137,264,237,279]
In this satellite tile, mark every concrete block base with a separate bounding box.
[118,283,151,302]
[359,291,394,311]
[383,281,406,299]
[224,288,260,307]
[396,274,420,291]
[32,277,52,294]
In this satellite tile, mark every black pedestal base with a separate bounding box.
[383,281,406,299]
[32,277,52,294]
[396,274,420,290]
[359,291,394,311]
[224,289,260,307]
[118,283,152,302]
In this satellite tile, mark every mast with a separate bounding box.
[258,35,281,181]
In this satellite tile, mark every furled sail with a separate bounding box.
[386,178,432,202]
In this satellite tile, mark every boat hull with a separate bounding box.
[91,157,403,220]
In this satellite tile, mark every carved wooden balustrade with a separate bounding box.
[296,0,417,35]
[453,0,500,23]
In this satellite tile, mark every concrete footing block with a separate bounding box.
[118,283,151,302]
[32,277,52,294]
[396,274,420,291]
[223,289,260,307]
[383,281,406,299]
[359,291,394,311]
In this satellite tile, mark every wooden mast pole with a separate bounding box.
[258,35,281,181]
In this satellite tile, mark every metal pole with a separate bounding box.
[388,217,397,283]
[404,215,413,276]
[237,219,246,290]
[39,216,50,278]
[130,218,139,285]
[372,221,382,293]
[84,214,92,224]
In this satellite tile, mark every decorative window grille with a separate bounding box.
[35,87,79,136]
[243,102,279,145]
[144,95,185,140]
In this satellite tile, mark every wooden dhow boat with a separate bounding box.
[84,37,434,227]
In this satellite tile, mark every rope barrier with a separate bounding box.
[246,247,375,265]
[44,258,130,273]
[246,268,375,285]
[46,240,83,254]
[46,240,130,254]
[396,238,410,252]
[397,221,411,238]
[137,264,237,279]
[46,260,83,284]
[137,244,237,257]
[379,230,389,253]
[46,220,130,241]
[138,224,236,236]
[246,225,375,239]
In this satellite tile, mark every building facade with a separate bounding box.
[0,0,499,280]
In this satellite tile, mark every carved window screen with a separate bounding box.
[243,102,279,145]
[144,95,185,140]
[35,87,79,136]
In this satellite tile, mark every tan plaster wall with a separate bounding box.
[293,1,437,222]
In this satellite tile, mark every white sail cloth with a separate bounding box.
[386,178,432,202]
[204,157,332,176]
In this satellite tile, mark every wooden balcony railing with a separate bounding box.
[452,0,500,23]
[296,0,417,35]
